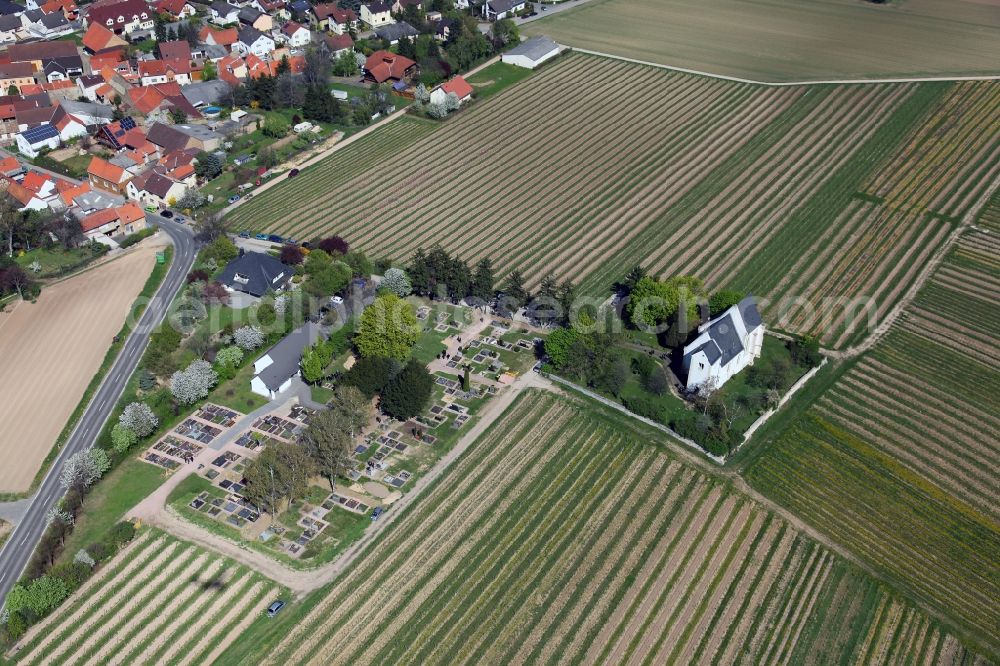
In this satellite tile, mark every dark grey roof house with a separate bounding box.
[181,80,232,108]
[218,250,291,297]
[681,296,764,392]
[375,21,418,45]
[251,322,323,398]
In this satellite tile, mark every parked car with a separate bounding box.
[175,215,185,223]
[288,168,300,178]
[267,234,283,243]
[266,600,285,618]
[239,231,251,238]
[227,195,240,204]
[254,233,268,241]
[371,507,384,521]
[144,205,157,213]
[283,238,297,245]
[301,241,312,249]
[330,295,344,305]
[160,210,173,218]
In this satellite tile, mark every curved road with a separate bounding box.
[0,215,196,601]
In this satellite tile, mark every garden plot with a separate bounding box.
[141,403,247,471]
[252,392,982,666]
[174,418,224,445]
[251,414,306,442]
[194,403,243,428]
[8,529,282,666]
[143,434,204,470]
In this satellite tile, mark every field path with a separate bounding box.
[566,48,1000,86]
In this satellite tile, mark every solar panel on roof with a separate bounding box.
[22,124,59,144]
[120,116,136,131]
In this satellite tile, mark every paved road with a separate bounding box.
[0,215,196,601]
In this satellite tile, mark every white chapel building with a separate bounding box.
[682,296,765,392]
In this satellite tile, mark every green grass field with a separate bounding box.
[212,391,982,665]
[523,0,1000,81]
[225,54,1000,349]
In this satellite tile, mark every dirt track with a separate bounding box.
[0,247,157,493]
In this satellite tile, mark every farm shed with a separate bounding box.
[501,36,559,69]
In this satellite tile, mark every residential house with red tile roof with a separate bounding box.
[313,3,355,33]
[127,83,201,119]
[215,52,247,85]
[82,22,128,53]
[41,0,79,20]
[138,58,193,85]
[87,155,132,193]
[0,155,22,177]
[322,32,353,57]
[159,40,192,63]
[4,179,49,211]
[0,63,36,92]
[254,0,286,15]
[279,20,310,47]
[6,41,81,74]
[80,201,146,239]
[363,50,415,84]
[244,53,276,79]
[126,167,189,207]
[15,105,55,132]
[431,74,473,105]
[199,25,238,46]
[57,180,91,208]
[89,49,129,76]
[84,0,154,35]
[153,0,195,19]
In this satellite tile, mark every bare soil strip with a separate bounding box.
[0,246,157,492]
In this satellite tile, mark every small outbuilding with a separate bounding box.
[501,36,560,69]
[430,75,473,106]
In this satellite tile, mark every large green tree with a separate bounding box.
[355,293,419,360]
[626,275,706,328]
[328,385,369,436]
[341,355,400,398]
[242,442,316,514]
[380,359,434,420]
[300,409,356,490]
